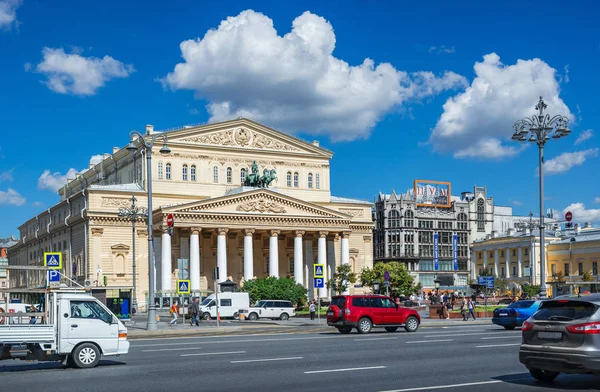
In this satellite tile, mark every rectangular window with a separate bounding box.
[578,262,583,276]
[564,263,570,276]
[500,251,504,257]
[289,258,294,275]
[501,266,505,277]
[419,260,433,271]
[512,250,516,256]
[166,164,171,180]
[418,274,435,287]
[512,266,516,276]
[593,262,598,276]
[478,252,482,259]
[524,249,528,256]
[478,268,483,275]
[315,174,320,189]
[551,264,556,275]
[220,299,232,307]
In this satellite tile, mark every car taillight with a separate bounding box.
[344,308,350,316]
[522,321,534,331]
[566,322,600,335]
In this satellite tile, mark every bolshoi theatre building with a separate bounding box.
[8,118,373,310]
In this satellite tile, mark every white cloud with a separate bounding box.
[38,168,79,192]
[0,0,21,30]
[0,168,13,182]
[162,10,467,141]
[563,64,570,83]
[429,45,455,54]
[542,148,598,175]
[511,200,523,206]
[89,154,104,166]
[563,203,600,224]
[429,53,573,159]
[574,129,593,145]
[594,197,600,203]
[32,201,44,207]
[0,188,25,206]
[34,47,135,96]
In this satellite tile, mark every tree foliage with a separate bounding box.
[360,262,416,296]
[494,277,508,294]
[582,271,594,282]
[521,284,540,298]
[326,264,357,295]
[553,271,566,282]
[241,277,307,307]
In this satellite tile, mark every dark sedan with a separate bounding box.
[492,300,542,330]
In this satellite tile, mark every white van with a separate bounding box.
[199,292,250,320]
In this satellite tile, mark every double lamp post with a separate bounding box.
[512,97,571,299]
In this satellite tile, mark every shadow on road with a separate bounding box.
[0,360,126,373]
[493,372,600,390]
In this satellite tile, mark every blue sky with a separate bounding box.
[1,0,599,238]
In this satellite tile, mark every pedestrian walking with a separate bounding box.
[309,301,316,321]
[169,301,178,327]
[190,298,200,326]
[29,304,37,325]
[460,297,468,321]
[466,298,476,321]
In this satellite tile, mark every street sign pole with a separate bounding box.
[214,267,219,328]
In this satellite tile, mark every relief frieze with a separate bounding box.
[101,198,132,208]
[236,198,287,214]
[180,127,302,152]
[339,208,365,218]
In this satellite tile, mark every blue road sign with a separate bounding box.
[384,270,390,281]
[433,233,439,271]
[177,280,191,294]
[478,276,495,289]
[314,278,325,288]
[44,252,62,269]
[314,264,324,278]
[48,270,60,283]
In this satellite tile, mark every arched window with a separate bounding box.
[388,210,401,228]
[241,168,247,184]
[182,164,188,181]
[293,172,299,187]
[165,163,171,180]
[477,199,485,232]
[404,210,414,227]
[190,165,196,181]
[158,162,164,179]
[226,167,232,184]
[287,172,292,187]
[213,166,219,183]
[315,173,320,189]
[308,173,313,188]
[457,213,468,230]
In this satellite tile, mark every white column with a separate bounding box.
[494,249,499,277]
[327,236,337,290]
[161,229,172,291]
[530,243,536,285]
[217,228,228,284]
[190,229,201,291]
[470,248,476,279]
[304,236,314,300]
[505,248,510,278]
[269,230,280,277]
[243,229,255,281]
[483,250,488,272]
[318,231,328,298]
[518,247,523,278]
[293,231,304,286]
[341,232,350,295]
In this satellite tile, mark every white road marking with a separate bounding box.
[353,337,399,342]
[142,346,202,352]
[406,339,454,344]
[181,350,246,357]
[131,331,296,342]
[423,331,518,338]
[304,366,386,374]
[231,356,303,364]
[132,335,333,348]
[476,343,521,348]
[378,380,503,391]
[480,336,522,340]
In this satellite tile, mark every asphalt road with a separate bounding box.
[1,323,599,392]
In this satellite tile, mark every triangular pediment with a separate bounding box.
[162,189,351,220]
[160,118,332,158]
[111,243,130,251]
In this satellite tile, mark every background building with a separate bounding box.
[0,236,18,301]
[8,118,373,309]
[373,183,495,291]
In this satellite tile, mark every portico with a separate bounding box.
[153,188,353,295]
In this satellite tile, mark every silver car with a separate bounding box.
[519,294,600,382]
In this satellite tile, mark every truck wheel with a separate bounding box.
[357,317,372,334]
[72,343,101,369]
[201,313,211,320]
[404,316,419,332]
[279,313,289,321]
[248,312,258,321]
[233,312,239,320]
[529,368,559,382]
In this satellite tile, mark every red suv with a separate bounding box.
[327,295,420,334]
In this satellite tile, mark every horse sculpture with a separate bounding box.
[242,161,277,188]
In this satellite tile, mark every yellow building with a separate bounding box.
[8,118,374,309]
[472,224,599,296]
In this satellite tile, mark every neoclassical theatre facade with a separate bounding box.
[9,119,373,309]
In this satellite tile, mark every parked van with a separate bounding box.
[199,292,250,320]
[244,300,296,321]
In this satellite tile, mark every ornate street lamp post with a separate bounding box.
[511,97,571,299]
[125,131,171,331]
[118,195,148,314]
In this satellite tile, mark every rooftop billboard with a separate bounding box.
[413,180,452,209]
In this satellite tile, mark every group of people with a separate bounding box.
[432,292,477,321]
[168,298,202,327]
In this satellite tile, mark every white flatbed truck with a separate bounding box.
[0,268,129,369]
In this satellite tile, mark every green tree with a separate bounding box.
[494,277,508,294]
[241,277,307,307]
[582,271,594,282]
[360,262,416,296]
[326,264,357,295]
[521,284,540,298]
[553,270,566,282]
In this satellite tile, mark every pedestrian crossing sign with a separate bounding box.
[177,280,191,294]
[314,264,324,278]
[44,252,62,270]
